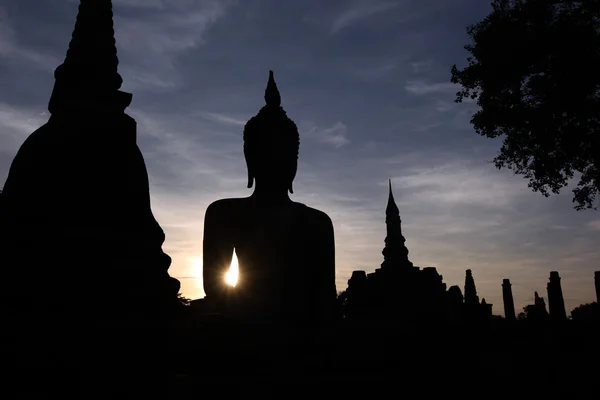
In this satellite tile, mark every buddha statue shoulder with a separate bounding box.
[202,71,336,324]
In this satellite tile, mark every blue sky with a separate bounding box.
[1,0,599,316]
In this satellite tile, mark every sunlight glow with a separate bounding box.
[225,249,239,287]
[187,257,205,298]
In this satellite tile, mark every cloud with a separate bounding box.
[391,161,522,209]
[411,60,434,74]
[405,80,458,95]
[115,1,234,55]
[130,107,243,185]
[1,1,235,90]
[199,112,247,127]
[0,103,47,135]
[305,122,350,148]
[112,0,185,9]
[586,220,600,231]
[113,0,236,91]
[344,59,401,82]
[0,7,60,72]
[0,103,48,154]
[434,100,456,113]
[331,1,400,34]
[118,68,179,92]
[70,0,217,11]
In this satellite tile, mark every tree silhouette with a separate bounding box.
[570,302,600,323]
[517,303,550,322]
[451,0,600,210]
[517,305,536,321]
[336,290,348,319]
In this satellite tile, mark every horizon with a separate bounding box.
[1,0,599,316]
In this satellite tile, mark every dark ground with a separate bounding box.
[2,316,598,398]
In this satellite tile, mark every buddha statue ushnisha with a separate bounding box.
[202,71,336,324]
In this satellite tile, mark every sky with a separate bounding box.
[1,0,599,317]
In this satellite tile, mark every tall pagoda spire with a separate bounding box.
[464,269,480,305]
[381,179,413,269]
[49,0,131,114]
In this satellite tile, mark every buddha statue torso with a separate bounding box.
[201,71,336,324]
[204,197,335,321]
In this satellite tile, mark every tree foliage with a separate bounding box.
[517,304,537,321]
[336,290,348,319]
[570,301,600,321]
[517,303,549,322]
[177,292,191,306]
[451,0,600,210]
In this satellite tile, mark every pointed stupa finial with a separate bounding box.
[49,0,130,114]
[381,177,412,269]
[264,70,281,107]
[386,179,399,216]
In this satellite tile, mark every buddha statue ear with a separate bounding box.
[244,147,254,188]
[247,171,255,189]
[288,165,297,194]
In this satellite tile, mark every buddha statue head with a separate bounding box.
[243,71,300,194]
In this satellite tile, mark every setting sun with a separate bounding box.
[225,249,239,287]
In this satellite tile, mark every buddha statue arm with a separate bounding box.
[202,202,234,304]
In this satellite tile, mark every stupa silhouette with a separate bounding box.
[0,0,180,320]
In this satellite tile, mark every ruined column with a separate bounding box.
[464,269,480,305]
[502,279,516,321]
[446,285,464,323]
[534,291,549,317]
[546,271,567,321]
[595,271,600,304]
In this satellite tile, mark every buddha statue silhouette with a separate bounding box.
[202,71,336,324]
